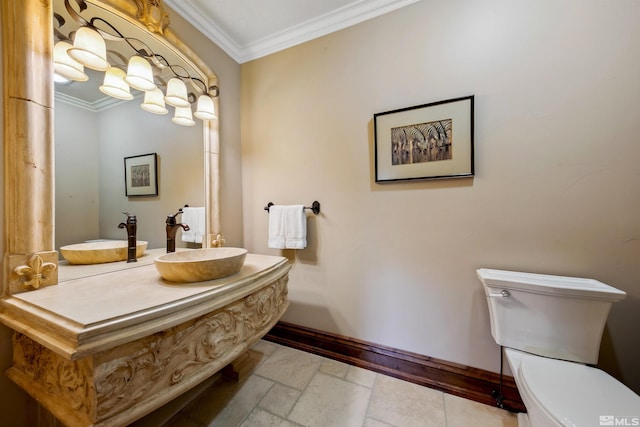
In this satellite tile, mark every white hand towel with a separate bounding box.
[284,205,307,249]
[268,205,286,249]
[181,207,205,243]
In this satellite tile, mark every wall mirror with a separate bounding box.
[53,0,211,253]
[2,0,221,293]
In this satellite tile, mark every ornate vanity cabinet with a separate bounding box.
[1,253,290,426]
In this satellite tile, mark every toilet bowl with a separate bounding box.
[477,268,640,427]
[506,348,639,427]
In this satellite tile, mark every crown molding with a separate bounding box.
[55,91,143,112]
[164,0,421,64]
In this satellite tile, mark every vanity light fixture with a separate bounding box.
[194,94,217,120]
[67,26,110,71]
[164,78,190,108]
[55,0,219,124]
[172,106,196,127]
[53,40,89,82]
[54,74,72,84]
[124,55,157,92]
[99,67,134,100]
[141,88,169,114]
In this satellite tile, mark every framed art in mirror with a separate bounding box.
[374,95,474,183]
[125,152,158,196]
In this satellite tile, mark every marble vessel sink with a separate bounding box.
[60,240,148,264]
[154,248,248,283]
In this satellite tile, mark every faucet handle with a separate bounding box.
[212,233,225,247]
[122,212,137,223]
[166,208,184,225]
[167,208,183,220]
[119,212,136,229]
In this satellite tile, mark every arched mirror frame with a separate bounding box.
[1,0,220,296]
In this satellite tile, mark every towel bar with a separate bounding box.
[264,201,320,215]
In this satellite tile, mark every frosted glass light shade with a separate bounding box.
[125,56,156,91]
[99,67,134,100]
[164,78,190,108]
[194,94,217,120]
[53,41,88,82]
[54,74,71,84]
[141,88,168,114]
[67,27,109,71]
[172,106,195,126]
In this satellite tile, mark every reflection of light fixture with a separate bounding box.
[172,106,195,126]
[67,26,109,71]
[99,67,134,100]
[194,94,217,120]
[55,0,219,124]
[53,41,88,82]
[54,74,72,84]
[125,56,156,91]
[164,78,190,108]
[141,88,169,114]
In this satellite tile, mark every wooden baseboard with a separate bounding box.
[265,321,525,413]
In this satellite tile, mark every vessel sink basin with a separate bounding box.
[60,240,148,264]
[154,248,248,283]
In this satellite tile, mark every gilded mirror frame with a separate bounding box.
[1,0,220,296]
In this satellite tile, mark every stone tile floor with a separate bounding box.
[162,340,517,427]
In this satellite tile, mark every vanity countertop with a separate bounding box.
[0,252,290,359]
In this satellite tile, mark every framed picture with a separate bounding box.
[374,95,474,183]
[124,153,158,196]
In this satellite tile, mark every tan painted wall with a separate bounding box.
[241,0,640,392]
[55,102,101,249]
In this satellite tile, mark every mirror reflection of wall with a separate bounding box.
[55,94,204,251]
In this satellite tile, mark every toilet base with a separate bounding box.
[517,412,532,427]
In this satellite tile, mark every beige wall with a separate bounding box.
[55,102,101,248]
[241,0,640,393]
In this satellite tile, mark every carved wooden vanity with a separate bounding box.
[0,251,290,426]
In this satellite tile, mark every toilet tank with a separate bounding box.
[477,268,626,365]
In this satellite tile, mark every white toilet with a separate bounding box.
[477,268,640,427]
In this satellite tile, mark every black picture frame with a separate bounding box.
[124,153,158,196]
[374,95,474,183]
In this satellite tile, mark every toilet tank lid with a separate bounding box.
[518,355,640,426]
[477,268,627,301]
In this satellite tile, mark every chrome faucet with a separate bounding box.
[117,212,138,263]
[166,210,190,253]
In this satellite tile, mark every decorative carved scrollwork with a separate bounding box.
[132,0,170,35]
[95,275,289,420]
[12,333,94,419]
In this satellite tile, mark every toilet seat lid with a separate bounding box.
[519,355,640,426]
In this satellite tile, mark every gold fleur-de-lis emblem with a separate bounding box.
[14,255,57,290]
